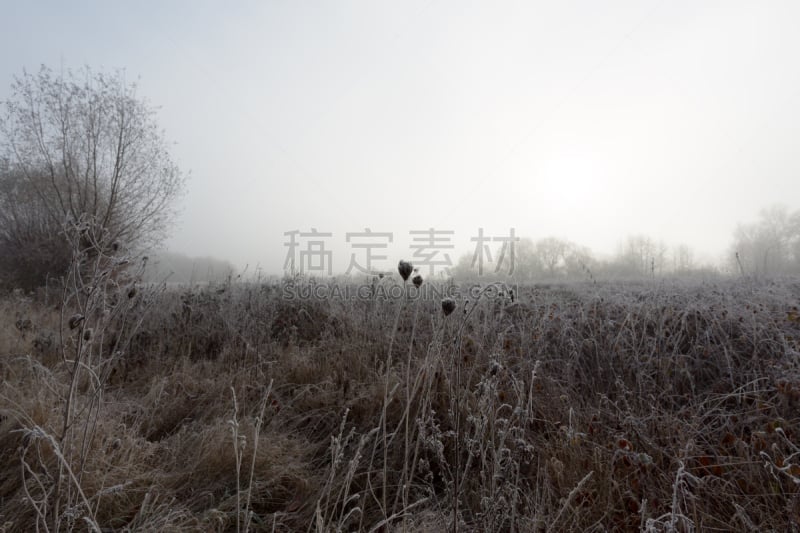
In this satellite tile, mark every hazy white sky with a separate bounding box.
[2,1,799,274]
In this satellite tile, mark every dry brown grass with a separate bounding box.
[2,274,800,531]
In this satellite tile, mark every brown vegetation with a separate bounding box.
[1,272,800,531]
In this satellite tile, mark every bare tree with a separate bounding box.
[731,205,800,277]
[672,244,694,273]
[535,237,569,277]
[513,238,543,281]
[0,65,185,288]
[562,243,594,278]
[612,235,668,277]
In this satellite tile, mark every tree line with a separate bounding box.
[451,206,800,281]
[1,65,798,290]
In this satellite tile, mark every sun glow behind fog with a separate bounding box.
[539,148,611,214]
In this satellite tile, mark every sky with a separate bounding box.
[2,1,799,276]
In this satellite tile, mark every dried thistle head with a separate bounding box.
[441,298,456,316]
[68,314,85,330]
[412,274,423,288]
[398,260,413,281]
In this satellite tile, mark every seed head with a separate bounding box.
[68,314,85,330]
[412,274,423,288]
[398,260,413,281]
[83,328,93,342]
[441,298,456,316]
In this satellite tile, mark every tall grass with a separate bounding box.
[1,271,800,530]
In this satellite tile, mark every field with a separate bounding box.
[1,271,800,531]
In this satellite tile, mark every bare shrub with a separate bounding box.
[0,66,185,290]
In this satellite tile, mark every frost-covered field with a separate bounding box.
[2,277,799,531]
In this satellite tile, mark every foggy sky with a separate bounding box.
[2,1,799,275]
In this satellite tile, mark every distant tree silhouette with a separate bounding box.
[731,205,800,277]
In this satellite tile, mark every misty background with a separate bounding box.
[2,1,799,279]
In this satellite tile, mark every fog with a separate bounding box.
[2,1,799,277]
